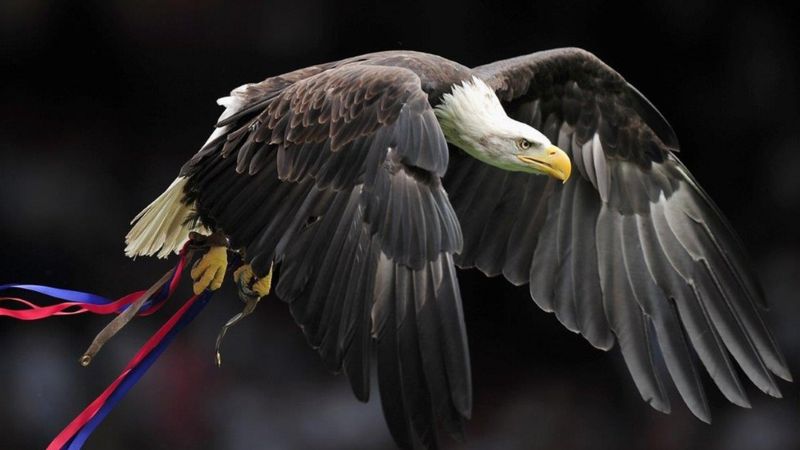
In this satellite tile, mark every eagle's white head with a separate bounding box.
[435,76,571,181]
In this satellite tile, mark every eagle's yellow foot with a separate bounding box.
[232,264,254,292]
[233,263,272,298]
[191,246,228,295]
[216,263,272,367]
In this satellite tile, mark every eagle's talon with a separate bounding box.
[252,265,273,297]
[216,262,271,367]
[191,246,228,295]
[233,263,272,298]
[233,264,254,286]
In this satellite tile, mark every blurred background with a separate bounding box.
[1,0,799,449]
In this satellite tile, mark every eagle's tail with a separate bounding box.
[125,177,204,258]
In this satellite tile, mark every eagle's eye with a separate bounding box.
[517,139,531,150]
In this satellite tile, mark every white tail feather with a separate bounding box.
[126,84,248,258]
[125,177,206,258]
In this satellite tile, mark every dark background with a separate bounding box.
[1,1,799,449]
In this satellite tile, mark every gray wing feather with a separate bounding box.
[447,47,790,422]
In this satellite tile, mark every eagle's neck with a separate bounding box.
[434,76,513,166]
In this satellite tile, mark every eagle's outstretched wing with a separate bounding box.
[447,47,791,422]
[181,63,470,448]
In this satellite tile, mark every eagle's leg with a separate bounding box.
[214,262,273,366]
[189,231,230,295]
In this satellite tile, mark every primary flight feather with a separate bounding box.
[124,48,791,449]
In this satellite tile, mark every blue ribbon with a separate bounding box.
[0,284,109,305]
[64,291,212,449]
[1,275,175,315]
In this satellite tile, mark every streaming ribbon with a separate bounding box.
[0,247,190,320]
[51,292,212,450]
[0,245,214,450]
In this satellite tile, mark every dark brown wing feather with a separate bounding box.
[182,60,470,448]
[447,47,790,422]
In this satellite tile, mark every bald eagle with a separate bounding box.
[124,48,790,448]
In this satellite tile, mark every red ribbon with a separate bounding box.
[47,293,209,450]
[0,249,189,320]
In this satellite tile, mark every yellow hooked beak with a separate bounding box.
[517,145,572,182]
